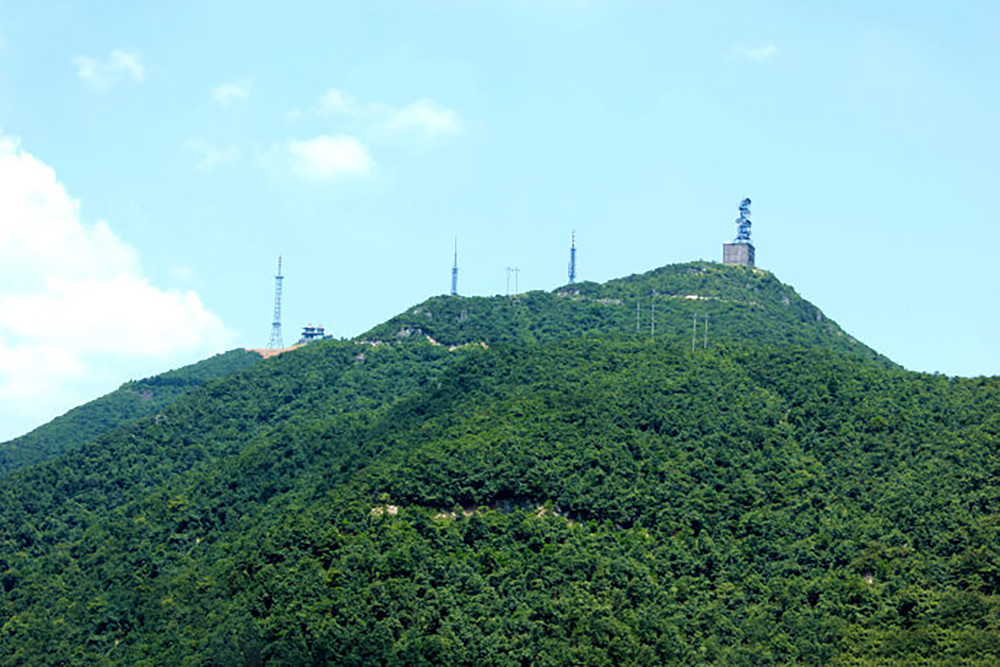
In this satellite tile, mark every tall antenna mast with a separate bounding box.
[451,237,459,296]
[267,256,285,350]
[568,231,577,284]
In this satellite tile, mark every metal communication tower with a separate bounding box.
[451,238,459,296]
[267,256,285,350]
[568,231,577,284]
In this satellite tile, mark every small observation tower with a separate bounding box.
[723,198,755,267]
[300,325,326,343]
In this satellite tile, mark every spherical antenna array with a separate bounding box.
[735,198,752,242]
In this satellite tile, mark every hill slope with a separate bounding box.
[0,349,262,476]
[0,263,997,665]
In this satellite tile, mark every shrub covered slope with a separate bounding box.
[0,349,262,476]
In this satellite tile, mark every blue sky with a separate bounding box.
[0,1,997,440]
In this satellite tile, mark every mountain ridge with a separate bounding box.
[363,262,890,367]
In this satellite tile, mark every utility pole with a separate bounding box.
[650,293,655,338]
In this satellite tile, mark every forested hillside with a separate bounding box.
[0,264,997,665]
[0,349,262,476]
[364,262,890,366]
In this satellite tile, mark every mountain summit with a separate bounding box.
[366,262,885,362]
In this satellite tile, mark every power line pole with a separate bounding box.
[650,293,655,338]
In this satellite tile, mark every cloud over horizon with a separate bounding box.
[744,44,778,62]
[382,98,462,137]
[0,135,234,441]
[287,134,373,181]
[312,88,462,138]
[212,80,252,104]
[73,50,145,88]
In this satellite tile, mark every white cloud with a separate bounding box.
[73,49,145,88]
[212,80,252,104]
[183,139,240,171]
[0,134,234,441]
[318,88,358,115]
[287,134,373,181]
[383,98,462,137]
[744,44,778,62]
[309,88,462,139]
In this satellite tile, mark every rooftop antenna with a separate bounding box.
[267,256,285,350]
[568,231,577,284]
[451,237,459,296]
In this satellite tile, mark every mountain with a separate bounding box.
[0,263,998,665]
[0,349,262,476]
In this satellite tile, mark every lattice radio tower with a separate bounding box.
[267,256,285,350]
[451,237,459,296]
[568,231,577,284]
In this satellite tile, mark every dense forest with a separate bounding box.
[0,263,997,665]
[0,349,262,475]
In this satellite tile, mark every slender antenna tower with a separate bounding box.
[568,231,577,284]
[506,267,512,296]
[267,256,285,350]
[451,237,459,296]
